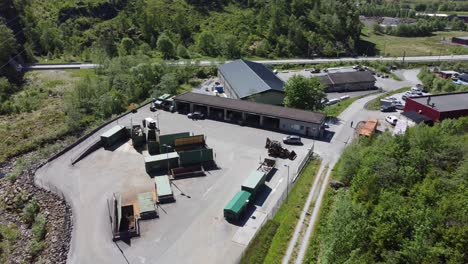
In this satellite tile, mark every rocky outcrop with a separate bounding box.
[0,163,72,264]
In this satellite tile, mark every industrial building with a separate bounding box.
[319,71,376,92]
[452,36,468,45]
[174,92,326,138]
[403,92,468,122]
[218,59,285,105]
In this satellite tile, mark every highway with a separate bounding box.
[21,54,468,70]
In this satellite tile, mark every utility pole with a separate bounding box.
[284,164,290,203]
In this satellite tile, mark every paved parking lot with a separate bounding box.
[35,107,315,264]
[277,69,416,101]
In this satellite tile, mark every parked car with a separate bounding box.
[393,102,404,110]
[283,135,302,145]
[381,105,396,112]
[385,115,398,126]
[340,95,350,100]
[150,102,157,112]
[187,112,205,120]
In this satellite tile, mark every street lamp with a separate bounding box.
[284,164,290,203]
[163,144,173,175]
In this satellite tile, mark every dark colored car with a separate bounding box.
[381,105,396,112]
[187,112,205,120]
[150,102,157,112]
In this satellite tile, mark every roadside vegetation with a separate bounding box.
[365,87,410,111]
[419,66,468,93]
[361,26,468,57]
[305,117,468,263]
[240,158,321,264]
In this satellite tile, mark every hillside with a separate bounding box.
[12,0,361,60]
[307,118,468,263]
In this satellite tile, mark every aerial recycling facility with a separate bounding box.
[100,117,216,242]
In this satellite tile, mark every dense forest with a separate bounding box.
[5,0,361,62]
[307,117,468,263]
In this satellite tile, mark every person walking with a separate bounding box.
[350,121,354,128]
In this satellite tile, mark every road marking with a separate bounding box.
[271,178,283,193]
[202,186,213,197]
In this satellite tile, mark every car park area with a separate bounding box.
[35,106,315,264]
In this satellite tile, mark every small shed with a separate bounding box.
[101,125,127,149]
[154,176,175,203]
[241,170,267,195]
[223,190,251,221]
[358,119,378,137]
[137,192,158,220]
[144,152,180,173]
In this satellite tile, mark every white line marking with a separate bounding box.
[202,186,213,197]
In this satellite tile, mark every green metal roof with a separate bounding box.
[224,191,251,214]
[155,176,173,197]
[242,170,266,190]
[138,192,155,213]
[101,125,124,138]
[145,152,179,163]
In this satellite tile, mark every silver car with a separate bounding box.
[283,135,302,145]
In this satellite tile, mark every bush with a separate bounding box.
[22,200,39,225]
[32,214,47,241]
[29,240,45,258]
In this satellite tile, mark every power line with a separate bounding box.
[0,48,27,71]
[1,15,20,26]
[0,27,24,48]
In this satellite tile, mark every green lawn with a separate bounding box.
[361,27,468,57]
[321,97,359,118]
[240,158,321,264]
[365,87,411,111]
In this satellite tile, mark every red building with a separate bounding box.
[452,36,468,46]
[403,92,468,122]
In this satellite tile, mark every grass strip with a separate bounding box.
[239,159,321,264]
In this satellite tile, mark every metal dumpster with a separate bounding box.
[241,170,267,195]
[159,132,191,153]
[178,148,213,166]
[154,176,175,203]
[144,152,180,173]
[137,191,158,220]
[224,190,251,222]
[101,125,127,149]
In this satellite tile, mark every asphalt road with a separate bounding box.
[21,54,468,70]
